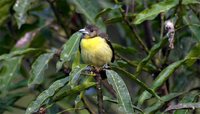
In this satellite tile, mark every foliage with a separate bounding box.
[0,0,200,114]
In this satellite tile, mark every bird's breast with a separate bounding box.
[80,37,112,67]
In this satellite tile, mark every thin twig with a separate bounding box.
[160,13,165,40]
[81,97,94,114]
[143,0,154,48]
[114,0,149,54]
[165,102,200,112]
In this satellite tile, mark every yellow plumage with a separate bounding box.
[80,36,113,67]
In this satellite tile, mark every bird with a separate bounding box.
[79,25,114,68]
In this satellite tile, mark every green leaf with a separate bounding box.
[106,70,134,114]
[53,82,96,102]
[0,0,13,26]
[13,0,34,28]
[133,0,179,24]
[0,57,22,93]
[0,48,38,61]
[56,32,82,71]
[0,93,24,113]
[25,77,69,114]
[68,64,87,88]
[144,92,185,113]
[111,66,160,100]
[183,12,200,41]
[136,38,168,76]
[71,0,106,31]
[72,51,81,69]
[138,42,200,105]
[28,50,56,87]
[185,43,200,66]
[138,60,186,105]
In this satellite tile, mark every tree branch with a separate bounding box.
[95,73,104,114]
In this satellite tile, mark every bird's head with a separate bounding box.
[79,25,99,38]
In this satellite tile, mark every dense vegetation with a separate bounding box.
[0,0,200,114]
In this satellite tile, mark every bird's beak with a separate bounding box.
[79,29,89,34]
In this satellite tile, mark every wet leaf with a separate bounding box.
[68,64,87,88]
[106,70,134,114]
[111,66,160,100]
[133,0,178,24]
[25,77,69,114]
[0,57,22,93]
[13,0,34,28]
[56,32,82,71]
[28,50,56,87]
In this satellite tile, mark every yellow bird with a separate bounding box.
[79,25,114,67]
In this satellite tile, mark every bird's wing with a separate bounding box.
[99,33,115,62]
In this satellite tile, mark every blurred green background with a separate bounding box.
[0,0,200,114]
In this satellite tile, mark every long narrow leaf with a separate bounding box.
[56,32,82,71]
[68,64,87,88]
[0,57,22,93]
[25,77,69,114]
[28,50,56,87]
[106,70,134,114]
[138,59,186,105]
[0,48,38,61]
[53,82,96,102]
[111,66,160,100]
[145,92,185,113]
[133,0,178,24]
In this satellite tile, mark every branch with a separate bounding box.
[165,102,200,112]
[95,73,104,114]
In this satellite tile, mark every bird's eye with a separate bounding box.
[90,29,94,32]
